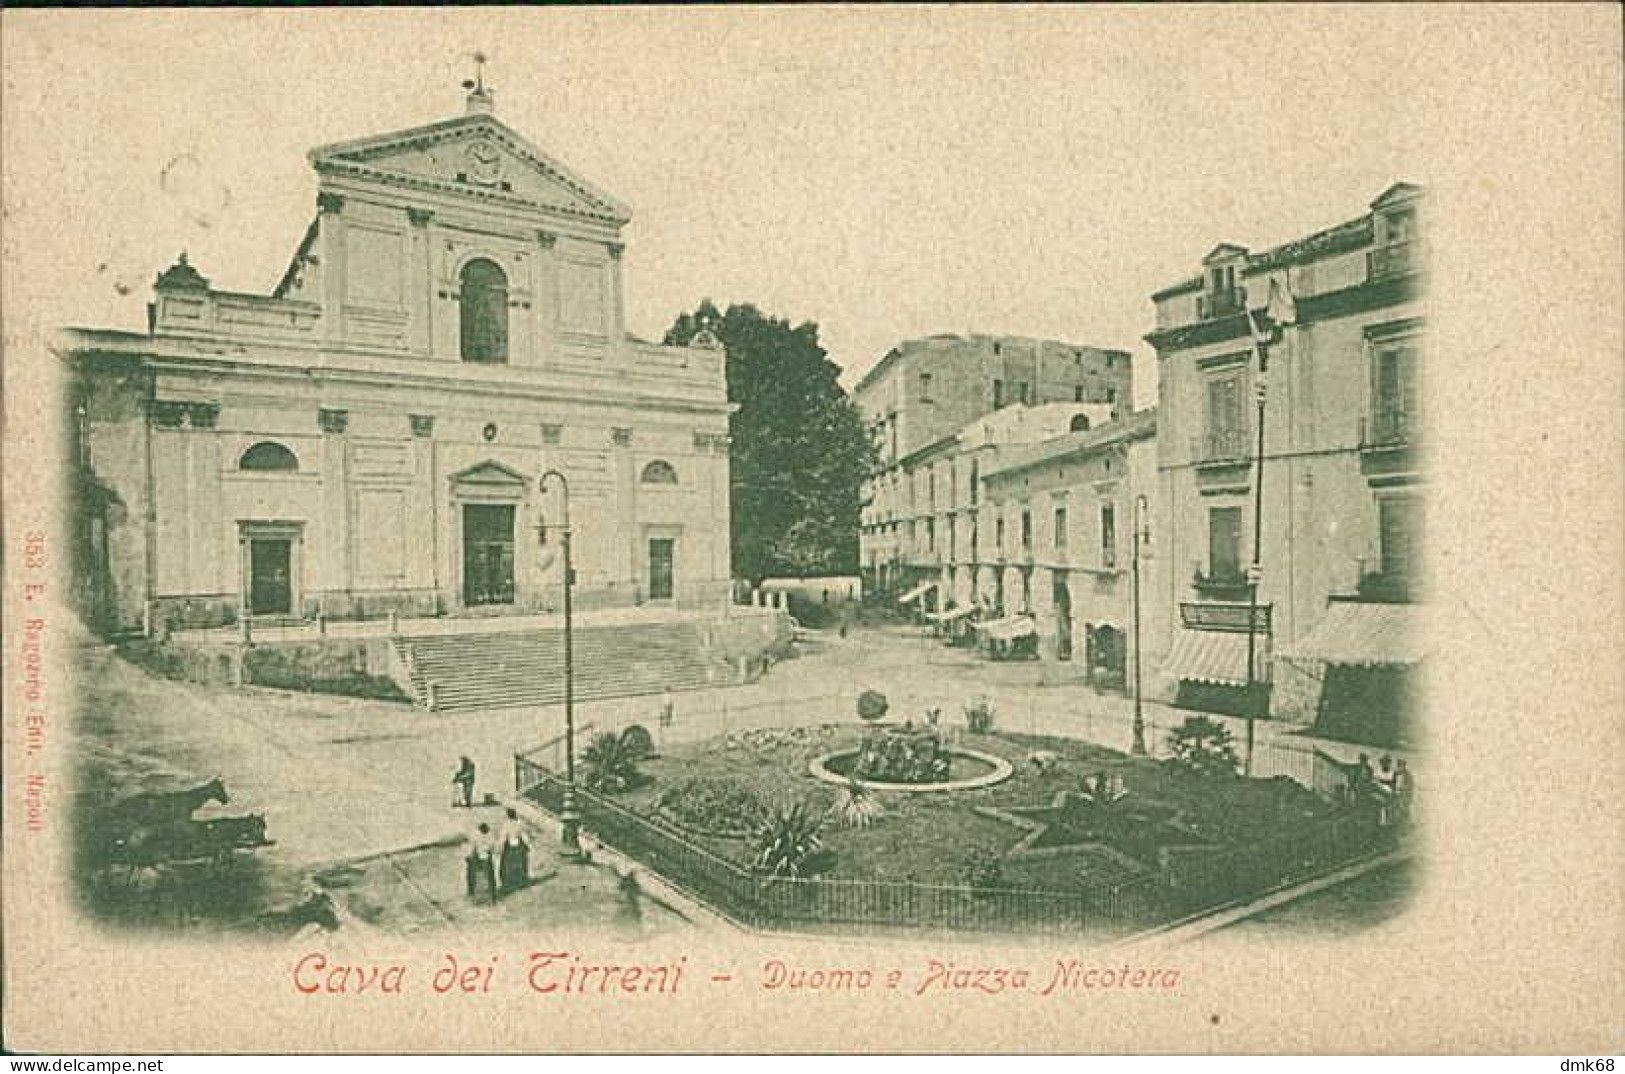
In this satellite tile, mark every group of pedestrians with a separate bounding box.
[1349,752,1416,829]
[464,809,532,903]
[451,756,533,903]
[448,687,683,906]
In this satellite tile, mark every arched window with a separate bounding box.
[460,258,508,363]
[1069,414,1092,433]
[640,460,678,485]
[238,442,299,472]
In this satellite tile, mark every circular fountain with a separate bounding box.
[808,726,1014,793]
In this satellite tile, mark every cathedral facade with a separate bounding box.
[63,84,733,636]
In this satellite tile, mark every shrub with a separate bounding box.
[964,697,996,734]
[581,731,643,794]
[619,724,655,761]
[856,689,889,722]
[1165,715,1241,779]
[656,778,768,837]
[752,801,825,877]
[828,778,885,829]
[116,641,190,681]
[962,848,1005,892]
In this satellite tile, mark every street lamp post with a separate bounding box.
[1131,493,1149,757]
[1243,279,1290,776]
[540,469,584,861]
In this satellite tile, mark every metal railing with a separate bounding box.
[1196,288,1247,320]
[508,681,1399,935]
[519,763,1160,935]
[1367,242,1418,281]
[1359,410,1418,448]
[1161,811,1387,911]
[1190,428,1253,464]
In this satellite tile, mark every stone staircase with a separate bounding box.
[390,620,728,712]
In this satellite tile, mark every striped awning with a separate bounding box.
[1162,628,1262,687]
[897,581,938,605]
[1277,602,1422,667]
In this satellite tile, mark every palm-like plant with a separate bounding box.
[753,802,825,877]
[828,778,885,829]
[1165,715,1240,779]
[581,731,641,794]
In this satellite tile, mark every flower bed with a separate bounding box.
[563,725,1349,895]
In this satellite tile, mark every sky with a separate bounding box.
[0,7,1541,409]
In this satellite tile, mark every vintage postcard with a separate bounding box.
[3,6,1620,1056]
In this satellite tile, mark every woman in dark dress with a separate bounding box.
[498,807,530,894]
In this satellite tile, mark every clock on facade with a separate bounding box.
[465,139,502,185]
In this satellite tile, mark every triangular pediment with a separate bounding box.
[450,460,530,488]
[1370,181,1423,210]
[1202,243,1250,265]
[310,115,631,224]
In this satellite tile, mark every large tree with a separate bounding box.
[665,301,876,583]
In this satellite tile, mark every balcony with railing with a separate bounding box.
[1190,428,1253,469]
[1366,241,1418,281]
[1196,287,1247,321]
[1191,569,1253,602]
[1180,601,1271,634]
[1359,408,1418,449]
[1345,570,1418,604]
[1358,408,1422,480]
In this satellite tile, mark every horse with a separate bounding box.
[103,777,229,831]
[111,814,272,885]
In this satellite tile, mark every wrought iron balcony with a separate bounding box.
[1180,601,1271,634]
[1367,241,1418,281]
[1196,287,1247,320]
[1192,570,1253,602]
[1359,409,1418,449]
[1351,570,1417,604]
[1190,428,1253,466]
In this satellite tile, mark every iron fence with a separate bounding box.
[1160,811,1389,912]
[520,765,1160,935]
[507,670,1397,933]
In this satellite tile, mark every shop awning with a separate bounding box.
[897,581,938,605]
[1161,628,1262,687]
[1277,602,1422,667]
[976,615,1037,641]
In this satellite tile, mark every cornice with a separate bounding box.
[1144,312,1251,354]
[66,343,729,416]
[314,159,628,226]
[1147,272,1423,355]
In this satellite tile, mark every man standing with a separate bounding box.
[659,688,675,730]
[466,822,497,903]
[452,756,476,808]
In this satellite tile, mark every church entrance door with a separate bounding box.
[248,538,293,615]
[463,504,516,606]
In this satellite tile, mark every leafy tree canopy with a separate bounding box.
[666,301,876,583]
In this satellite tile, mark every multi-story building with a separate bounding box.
[861,401,1116,603]
[1146,183,1425,739]
[855,333,1133,595]
[62,82,734,637]
[978,410,1164,683]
